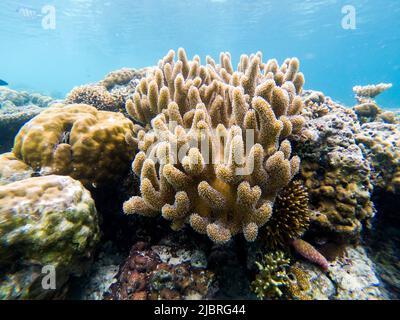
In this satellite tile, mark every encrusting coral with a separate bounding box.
[12,103,138,188]
[260,180,310,249]
[296,91,375,241]
[251,251,291,300]
[123,48,306,244]
[356,122,400,193]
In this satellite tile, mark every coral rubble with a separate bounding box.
[124,48,305,244]
[0,175,100,299]
[106,242,215,300]
[12,103,137,188]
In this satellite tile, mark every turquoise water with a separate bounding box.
[0,0,399,108]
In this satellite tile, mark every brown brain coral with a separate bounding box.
[123,49,306,244]
[12,103,138,188]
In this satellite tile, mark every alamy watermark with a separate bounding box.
[341,5,357,30]
[41,265,56,290]
[17,4,56,30]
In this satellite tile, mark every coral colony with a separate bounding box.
[0,48,399,300]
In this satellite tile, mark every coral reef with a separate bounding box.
[106,241,215,300]
[124,48,305,244]
[66,68,148,113]
[260,180,310,249]
[251,251,291,300]
[12,103,137,188]
[0,87,54,153]
[353,83,392,104]
[0,175,100,299]
[0,87,53,108]
[286,245,383,300]
[295,91,375,241]
[356,122,400,193]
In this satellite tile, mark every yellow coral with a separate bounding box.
[123,49,306,243]
[13,103,138,188]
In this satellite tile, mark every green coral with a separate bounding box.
[251,251,291,300]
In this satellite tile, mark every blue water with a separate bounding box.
[0,0,399,108]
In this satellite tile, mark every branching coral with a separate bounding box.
[123,49,306,244]
[251,251,291,300]
[260,180,311,249]
[353,83,392,104]
[12,103,138,188]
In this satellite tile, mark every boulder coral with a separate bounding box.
[123,49,306,244]
[295,92,375,241]
[12,103,138,188]
[0,152,33,186]
[0,175,100,299]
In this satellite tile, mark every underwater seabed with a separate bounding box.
[0,49,399,300]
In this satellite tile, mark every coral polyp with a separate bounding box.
[123,48,306,244]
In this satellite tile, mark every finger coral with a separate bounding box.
[123,48,306,244]
[260,180,311,249]
[13,103,138,188]
[251,251,291,300]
